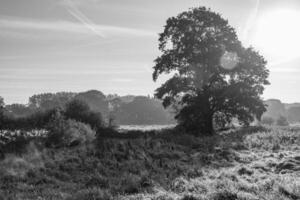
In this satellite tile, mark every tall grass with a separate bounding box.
[0,126,299,199]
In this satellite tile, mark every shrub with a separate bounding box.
[119,174,141,194]
[276,115,289,126]
[0,108,62,131]
[261,116,274,125]
[45,110,66,147]
[1,133,30,155]
[0,142,43,178]
[46,112,95,147]
[63,119,96,146]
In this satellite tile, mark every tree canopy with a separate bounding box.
[153,7,269,135]
[29,92,76,110]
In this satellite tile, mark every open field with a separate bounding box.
[0,126,299,200]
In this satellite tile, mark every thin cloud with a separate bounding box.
[0,16,156,38]
[112,78,134,83]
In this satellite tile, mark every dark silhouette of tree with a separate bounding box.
[153,7,269,135]
[0,96,4,129]
[75,90,109,116]
[65,99,103,131]
[29,92,76,110]
[0,97,3,108]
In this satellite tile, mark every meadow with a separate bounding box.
[0,126,299,200]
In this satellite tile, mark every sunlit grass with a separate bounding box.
[0,126,299,199]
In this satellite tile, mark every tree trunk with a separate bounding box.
[204,114,215,135]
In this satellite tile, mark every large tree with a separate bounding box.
[153,7,269,135]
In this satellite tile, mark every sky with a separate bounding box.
[1,0,300,104]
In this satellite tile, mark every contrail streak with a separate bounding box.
[63,0,106,38]
[242,0,260,45]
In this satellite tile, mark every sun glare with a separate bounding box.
[252,9,300,65]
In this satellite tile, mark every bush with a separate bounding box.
[119,174,142,194]
[261,116,274,125]
[45,110,66,147]
[276,115,289,126]
[46,111,95,147]
[65,99,104,131]
[1,133,30,155]
[63,119,96,146]
[0,108,62,131]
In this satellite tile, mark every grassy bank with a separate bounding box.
[0,126,299,200]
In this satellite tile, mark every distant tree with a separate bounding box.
[263,99,286,120]
[113,96,174,125]
[65,99,104,130]
[5,104,34,118]
[65,99,90,119]
[276,115,289,126]
[261,116,274,125]
[75,90,109,116]
[153,7,269,135]
[29,92,75,110]
[0,97,4,116]
[0,96,4,108]
[106,94,119,101]
[287,106,300,123]
[0,96,4,129]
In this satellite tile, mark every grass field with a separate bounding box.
[0,126,299,200]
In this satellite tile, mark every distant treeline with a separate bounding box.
[2,91,300,128]
[263,99,300,123]
[1,90,175,126]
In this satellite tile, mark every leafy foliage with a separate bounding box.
[0,96,4,109]
[5,104,35,118]
[0,108,61,130]
[46,114,96,148]
[153,7,269,135]
[64,99,104,131]
[75,90,109,116]
[28,92,76,111]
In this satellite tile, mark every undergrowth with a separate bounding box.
[0,126,299,200]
